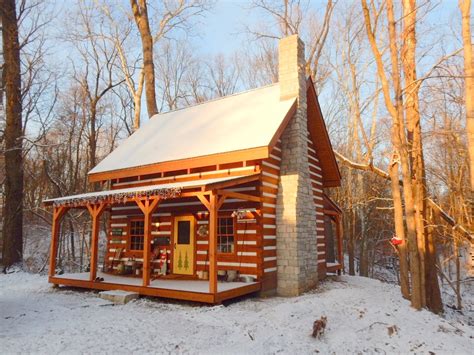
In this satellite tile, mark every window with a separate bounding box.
[177,220,191,245]
[218,217,235,253]
[130,220,144,251]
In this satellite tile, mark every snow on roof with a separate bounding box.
[44,175,253,206]
[89,84,296,175]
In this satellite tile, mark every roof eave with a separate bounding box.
[306,76,342,187]
[88,146,270,183]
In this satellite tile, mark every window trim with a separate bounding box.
[128,218,145,252]
[217,216,236,255]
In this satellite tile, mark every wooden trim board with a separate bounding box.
[88,147,269,183]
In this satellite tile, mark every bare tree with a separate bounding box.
[130,0,211,123]
[247,0,335,90]
[130,0,158,118]
[361,0,425,310]
[1,0,23,269]
[401,0,442,312]
[207,53,241,98]
[66,2,123,175]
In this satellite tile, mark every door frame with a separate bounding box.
[172,215,195,275]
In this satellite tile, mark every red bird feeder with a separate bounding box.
[390,236,403,246]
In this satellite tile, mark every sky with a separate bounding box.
[18,0,470,137]
[195,1,253,55]
[190,0,465,57]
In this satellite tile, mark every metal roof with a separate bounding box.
[89,84,296,175]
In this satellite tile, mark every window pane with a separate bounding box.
[177,221,191,245]
[130,221,145,250]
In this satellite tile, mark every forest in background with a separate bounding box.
[1,0,473,314]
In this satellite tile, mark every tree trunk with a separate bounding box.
[89,103,97,172]
[69,219,75,263]
[348,204,356,275]
[460,0,474,205]
[359,237,369,276]
[133,70,145,130]
[459,0,474,274]
[402,0,442,312]
[131,0,158,118]
[388,0,422,307]
[362,0,423,309]
[389,160,410,299]
[454,237,462,310]
[1,0,24,269]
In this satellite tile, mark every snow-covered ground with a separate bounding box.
[1,272,473,354]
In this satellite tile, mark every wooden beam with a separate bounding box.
[204,173,261,191]
[324,209,339,216]
[209,193,218,294]
[87,202,107,282]
[216,189,261,203]
[49,206,68,278]
[217,195,227,210]
[196,193,211,211]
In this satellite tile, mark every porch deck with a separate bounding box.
[50,272,261,304]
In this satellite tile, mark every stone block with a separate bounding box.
[99,290,139,304]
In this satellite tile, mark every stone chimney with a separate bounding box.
[276,35,319,296]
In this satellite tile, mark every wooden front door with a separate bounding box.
[173,216,195,275]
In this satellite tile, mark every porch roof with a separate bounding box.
[43,174,259,207]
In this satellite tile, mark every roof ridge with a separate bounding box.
[151,82,280,119]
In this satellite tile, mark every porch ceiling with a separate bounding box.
[43,173,260,207]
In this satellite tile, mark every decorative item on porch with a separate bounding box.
[117,262,125,275]
[197,224,209,237]
[240,275,256,283]
[217,270,227,281]
[124,258,136,275]
[111,228,123,236]
[226,270,238,282]
[197,270,209,280]
[50,186,182,207]
[232,209,256,223]
[159,249,168,275]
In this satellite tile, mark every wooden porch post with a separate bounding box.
[197,191,226,296]
[209,193,218,295]
[136,197,160,287]
[49,206,68,278]
[208,192,227,295]
[87,202,107,282]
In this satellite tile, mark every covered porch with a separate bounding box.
[44,174,263,304]
[323,194,344,275]
[51,272,260,303]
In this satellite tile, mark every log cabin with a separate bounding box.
[44,35,343,304]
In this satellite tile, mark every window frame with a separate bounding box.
[217,216,236,255]
[129,218,145,252]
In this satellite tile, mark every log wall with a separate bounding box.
[307,133,327,279]
[105,163,261,279]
